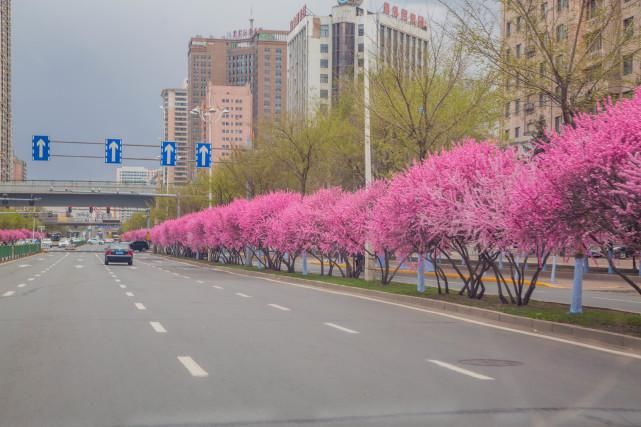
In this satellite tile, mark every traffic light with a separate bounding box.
[89,206,94,214]
[67,206,72,214]
[106,207,111,214]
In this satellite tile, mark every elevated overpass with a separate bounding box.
[0,181,175,209]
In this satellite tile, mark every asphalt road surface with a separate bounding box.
[1,247,640,427]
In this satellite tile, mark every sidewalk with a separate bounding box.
[306,259,637,291]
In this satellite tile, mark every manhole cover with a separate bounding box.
[458,359,523,367]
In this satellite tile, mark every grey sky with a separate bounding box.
[13,0,437,181]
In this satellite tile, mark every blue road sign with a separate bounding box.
[32,135,50,161]
[161,141,176,167]
[105,138,122,164]
[196,143,212,168]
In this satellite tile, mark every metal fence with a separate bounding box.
[0,244,41,262]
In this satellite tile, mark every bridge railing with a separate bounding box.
[0,180,160,195]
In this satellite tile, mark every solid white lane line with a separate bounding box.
[324,322,359,334]
[213,285,224,290]
[149,322,167,333]
[177,356,209,378]
[126,292,135,297]
[268,304,291,312]
[120,285,127,289]
[2,291,15,297]
[236,292,251,298]
[427,360,495,381]
[134,303,146,310]
[17,284,26,288]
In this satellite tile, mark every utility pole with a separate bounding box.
[363,0,374,282]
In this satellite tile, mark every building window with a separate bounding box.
[515,98,521,113]
[504,130,510,140]
[504,102,510,117]
[516,16,522,32]
[320,59,329,68]
[556,24,567,41]
[623,54,633,75]
[358,24,364,36]
[320,73,329,84]
[515,127,520,138]
[541,2,548,18]
[624,17,634,38]
[320,24,329,37]
[358,43,364,53]
[506,21,512,36]
[557,0,568,11]
[321,43,329,53]
[586,32,602,54]
[555,115,563,132]
[539,92,548,106]
[516,44,521,58]
[320,89,329,99]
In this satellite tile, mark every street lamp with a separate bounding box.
[362,0,374,281]
[190,105,230,208]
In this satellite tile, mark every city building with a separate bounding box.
[501,0,641,145]
[287,1,430,117]
[206,84,253,163]
[12,155,25,181]
[187,27,287,179]
[161,87,189,187]
[116,166,160,185]
[0,0,11,182]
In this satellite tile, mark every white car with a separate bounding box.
[58,239,70,248]
[41,239,52,249]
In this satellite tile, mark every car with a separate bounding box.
[104,243,133,265]
[104,238,114,244]
[58,239,70,249]
[613,246,635,259]
[41,239,52,249]
[129,240,149,252]
[87,238,98,245]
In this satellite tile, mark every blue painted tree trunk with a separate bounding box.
[302,250,308,276]
[570,255,584,314]
[417,253,426,293]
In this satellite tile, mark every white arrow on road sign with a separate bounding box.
[164,143,175,164]
[36,138,46,159]
[199,145,209,165]
[109,141,119,162]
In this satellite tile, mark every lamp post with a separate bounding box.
[190,105,230,208]
[362,0,375,282]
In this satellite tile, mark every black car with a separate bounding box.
[129,240,149,252]
[105,243,133,265]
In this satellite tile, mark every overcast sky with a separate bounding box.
[13,0,439,180]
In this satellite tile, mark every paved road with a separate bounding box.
[0,247,640,426]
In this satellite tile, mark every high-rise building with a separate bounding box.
[206,84,253,163]
[287,1,429,117]
[161,88,189,187]
[501,0,641,145]
[0,0,11,182]
[187,28,287,179]
[12,155,25,181]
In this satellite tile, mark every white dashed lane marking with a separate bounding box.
[2,291,15,297]
[235,292,251,298]
[126,292,135,297]
[324,322,359,335]
[268,304,291,312]
[213,285,224,290]
[427,360,495,381]
[177,356,209,378]
[134,303,147,311]
[17,284,26,288]
[149,322,167,333]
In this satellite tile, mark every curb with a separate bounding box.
[166,256,641,356]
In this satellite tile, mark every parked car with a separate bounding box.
[58,239,70,249]
[588,248,604,258]
[104,243,133,266]
[613,246,635,259]
[41,239,52,249]
[129,240,149,252]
